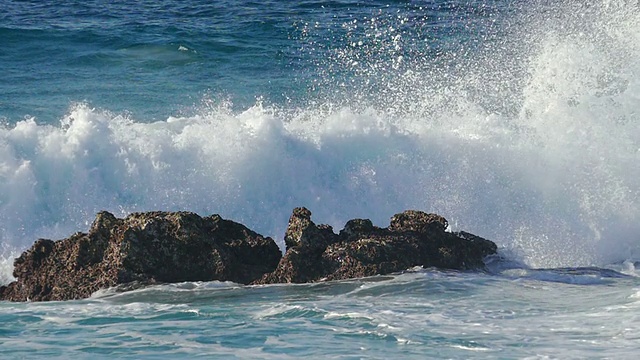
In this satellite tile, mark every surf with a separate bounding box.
[1,1,639,280]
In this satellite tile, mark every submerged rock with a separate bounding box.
[255,207,497,284]
[0,208,497,302]
[0,211,281,301]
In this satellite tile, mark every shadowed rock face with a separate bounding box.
[255,208,497,284]
[0,208,497,302]
[0,211,281,302]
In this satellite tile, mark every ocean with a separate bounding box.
[1,0,639,358]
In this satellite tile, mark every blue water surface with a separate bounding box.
[1,0,506,122]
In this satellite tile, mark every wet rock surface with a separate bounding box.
[1,208,497,302]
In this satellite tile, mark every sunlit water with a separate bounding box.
[1,0,639,358]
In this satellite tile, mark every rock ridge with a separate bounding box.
[0,208,497,302]
[254,207,496,284]
[0,211,281,301]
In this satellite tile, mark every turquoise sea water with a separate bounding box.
[2,268,640,359]
[2,0,640,358]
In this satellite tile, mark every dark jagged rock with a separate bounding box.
[284,207,336,250]
[0,208,498,302]
[255,207,497,284]
[389,210,448,233]
[0,211,281,302]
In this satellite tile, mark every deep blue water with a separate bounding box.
[1,0,640,358]
[1,0,509,122]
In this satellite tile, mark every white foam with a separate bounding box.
[449,344,491,352]
[0,245,16,285]
[0,2,639,276]
[324,311,374,321]
[253,304,306,319]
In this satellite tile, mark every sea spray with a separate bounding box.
[0,1,639,275]
[0,244,16,285]
[2,2,640,357]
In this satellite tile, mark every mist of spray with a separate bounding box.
[0,1,638,281]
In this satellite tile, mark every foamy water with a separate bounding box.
[2,1,639,270]
[2,269,640,359]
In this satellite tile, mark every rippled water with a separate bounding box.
[2,267,639,359]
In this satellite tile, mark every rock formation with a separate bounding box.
[0,211,281,301]
[255,208,497,284]
[0,208,497,302]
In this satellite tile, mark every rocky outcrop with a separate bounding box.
[0,211,281,301]
[255,208,497,284]
[0,208,498,302]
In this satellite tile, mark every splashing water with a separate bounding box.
[0,1,639,278]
